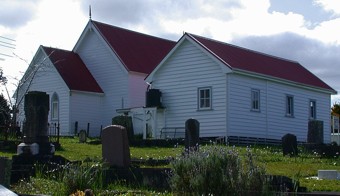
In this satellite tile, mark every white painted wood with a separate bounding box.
[128,72,148,107]
[16,48,71,135]
[75,28,129,128]
[227,73,332,142]
[69,91,103,136]
[150,36,332,143]
[151,39,227,138]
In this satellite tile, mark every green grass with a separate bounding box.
[2,137,340,192]
[52,137,182,161]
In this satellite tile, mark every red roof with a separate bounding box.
[92,20,176,74]
[188,33,335,92]
[42,46,103,93]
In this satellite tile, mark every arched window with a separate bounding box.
[51,93,59,120]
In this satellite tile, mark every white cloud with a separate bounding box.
[1,0,339,103]
[1,0,88,97]
[304,18,340,45]
[314,0,340,15]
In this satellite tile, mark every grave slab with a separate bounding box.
[0,184,18,196]
[318,170,339,180]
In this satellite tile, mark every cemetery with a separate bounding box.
[0,91,340,195]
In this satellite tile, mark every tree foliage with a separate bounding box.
[332,102,340,116]
[0,67,6,84]
[0,93,11,126]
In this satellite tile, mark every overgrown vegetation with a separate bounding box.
[170,146,267,195]
[2,137,340,194]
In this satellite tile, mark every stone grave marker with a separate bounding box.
[185,118,200,151]
[0,157,11,187]
[0,184,17,196]
[318,170,339,180]
[17,91,54,155]
[101,125,131,167]
[307,120,324,144]
[282,133,298,156]
[79,130,87,143]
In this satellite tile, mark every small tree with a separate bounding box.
[2,51,56,125]
[0,67,10,126]
[332,102,340,117]
[0,93,11,126]
[0,67,5,82]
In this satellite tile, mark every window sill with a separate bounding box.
[251,109,261,113]
[285,114,295,118]
[197,108,213,111]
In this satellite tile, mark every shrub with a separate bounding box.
[112,115,134,141]
[169,146,266,195]
[33,161,105,195]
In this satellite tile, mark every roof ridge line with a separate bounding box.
[186,33,233,70]
[91,20,176,43]
[41,45,73,53]
[187,33,300,64]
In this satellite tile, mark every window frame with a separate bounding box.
[198,87,212,110]
[51,93,59,120]
[251,89,260,112]
[309,99,317,120]
[286,95,294,117]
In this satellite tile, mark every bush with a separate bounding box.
[112,115,134,142]
[32,161,105,195]
[169,146,266,195]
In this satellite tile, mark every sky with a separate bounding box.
[0,0,339,105]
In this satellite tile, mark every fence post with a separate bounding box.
[74,121,78,135]
[57,123,60,144]
[47,123,50,142]
[87,123,90,137]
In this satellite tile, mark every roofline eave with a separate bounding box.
[233,69,337,95]
[69,90,104,96]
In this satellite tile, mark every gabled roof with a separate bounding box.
[186,33,336,93]
[91,20,177,74]
[42,46,103,93]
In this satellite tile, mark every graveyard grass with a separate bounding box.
[2,137,340,193]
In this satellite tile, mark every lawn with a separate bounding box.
[1,137,340,193]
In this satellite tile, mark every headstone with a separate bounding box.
[79,130,87,143]
[282,133,298,156]
[101,125,131,167]
[0,184,17,196]
[307,120,324,144]
[318,170,339,180]
[17,91,54,155]
[0,157,12,187]
[23,91,49,144]
[112,115,134,142]
[185,118,200,151]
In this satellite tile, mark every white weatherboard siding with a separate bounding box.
[70,92,102,136]
[227,74,268,139]
[228,73,331,142]
[128,72,148,108]
[152,39,227,137]
[75,29,129,128]
[17,50,71,135]
[267,81,331,143]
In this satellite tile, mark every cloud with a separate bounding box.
[0,0,40,29]
[79,0,241,38]
[269,0,334,27]
[314,0,340,15]
[231,33,340,102]
[81,0,240,24]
